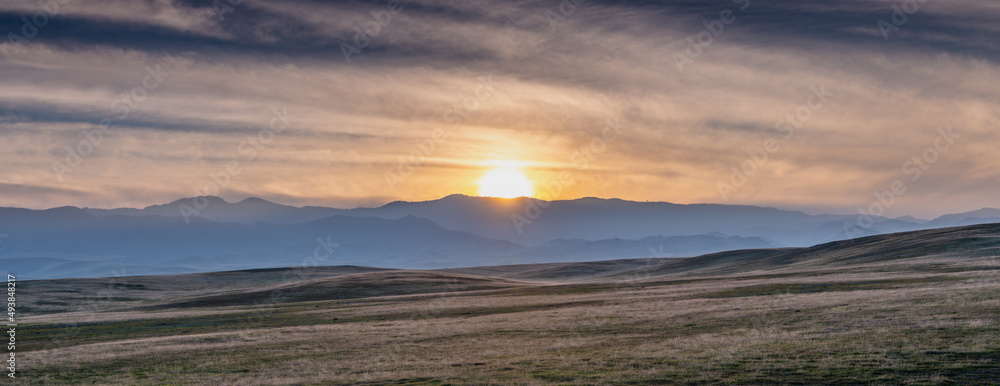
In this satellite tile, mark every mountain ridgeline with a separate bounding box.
[1,195,998,279]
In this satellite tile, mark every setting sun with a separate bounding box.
[477,163,534,198]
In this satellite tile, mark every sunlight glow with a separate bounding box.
[477,163,534,198]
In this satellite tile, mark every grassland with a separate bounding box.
[15,224,1000,384]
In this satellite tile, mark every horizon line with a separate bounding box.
[4,193,987,222]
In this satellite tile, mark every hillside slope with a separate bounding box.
[610,223,1000,279]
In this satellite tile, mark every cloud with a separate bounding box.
[0,0,997,218]
[0,0,225,38]
[0,182,92,208]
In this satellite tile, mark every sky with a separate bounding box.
[0,0,997,219]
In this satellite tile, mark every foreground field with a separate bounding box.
[17,224,1000,384]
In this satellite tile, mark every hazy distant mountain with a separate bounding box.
[83,195,860,245]
[85,196,345,225]
[894,215,929,224]
[1,205,778,280]
[0,257,201,280]
[79,195,995,247]
[80,194,1000,247]
[928,208,1000,227]
[6,195,997,279]
[343,194,920,246]
[0,209,532,279]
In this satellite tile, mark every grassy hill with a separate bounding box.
[16,223,1000,384]
[145,270,531,309]
[606,223,1000,279]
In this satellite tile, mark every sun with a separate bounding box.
[477,162,534,198]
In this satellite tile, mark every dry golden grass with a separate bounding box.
[18,256,1000,384]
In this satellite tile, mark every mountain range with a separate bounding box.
[2,194,998,279]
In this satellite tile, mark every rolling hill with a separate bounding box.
[607,222,1000,279]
